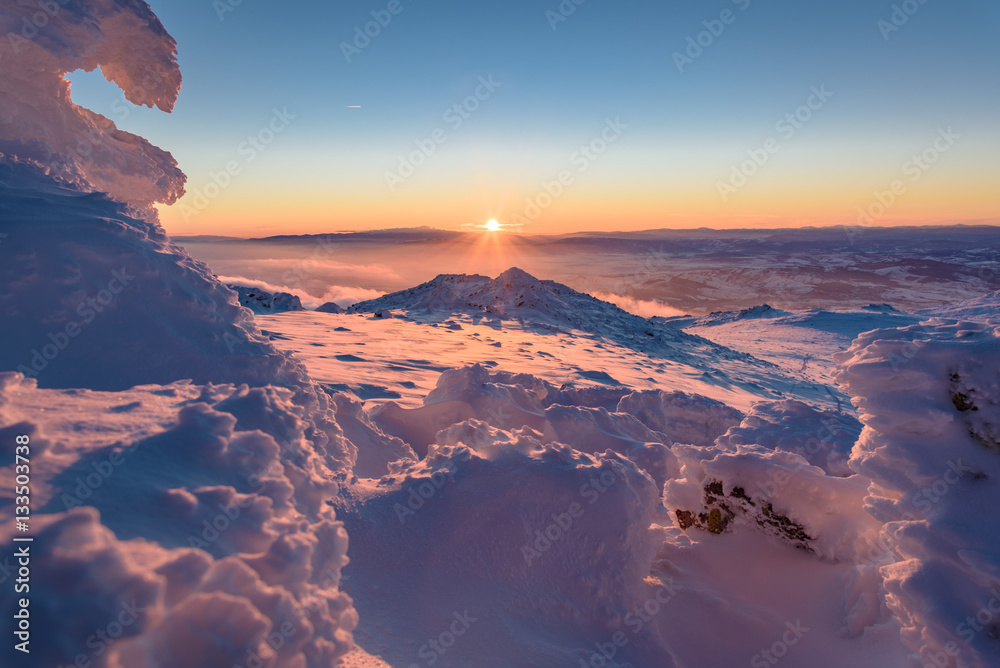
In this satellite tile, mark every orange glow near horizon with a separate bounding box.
[458,223,533,277]
[156,169,999,237]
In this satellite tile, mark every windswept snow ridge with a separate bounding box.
[0,162,320,395]
[836,319,1000,667]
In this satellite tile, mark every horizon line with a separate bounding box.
[170,221,1000,242]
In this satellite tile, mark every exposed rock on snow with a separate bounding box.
[5,3,999,664]
[664,441,882,562]
[315,301,345,314]
[229,284,305,314]
[673,479,814,552]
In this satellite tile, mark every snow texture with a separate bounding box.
[229,284,306,314]
[0,2,359,665]
[836,319,1000,667]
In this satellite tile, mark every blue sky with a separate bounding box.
[68,0,1000,235]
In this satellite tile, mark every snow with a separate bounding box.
[915,290,1000,324]
[0,135,310,396]
[0,0,185,207]
[247,279,994,667]
[0,373,357,667]
[617,389,744,447]
[835,319,1000,667]
[333,442,672,668]
[349,267,759,367]
[715,399,861,476]
[0,2,358,665]
[2,2,999,665]
[229,284,306,314]
[255,308,845,417]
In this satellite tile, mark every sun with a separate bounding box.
[484,219,501,232]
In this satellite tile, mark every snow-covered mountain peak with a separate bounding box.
[493,266,541,285]
[351,267,609,322]
[348,268,772,370]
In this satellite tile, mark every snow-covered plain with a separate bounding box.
[3,2,1000,667]
[252,277,1000,667]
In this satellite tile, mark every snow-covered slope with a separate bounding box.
[682,304,924,389]
[0,162,312,393]
[4,2,999,666]
[350,267,767,367]
[250,287,991,668]
[915,290,1000,323]
[317,355,912,668]
[658,303,790,329]
[0,374,357,667]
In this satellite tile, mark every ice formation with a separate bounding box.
[0,2,358,665]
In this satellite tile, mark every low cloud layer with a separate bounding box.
[219,275,384,309]
[592,292,687,318]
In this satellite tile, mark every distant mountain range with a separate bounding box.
[174,224,1000,248]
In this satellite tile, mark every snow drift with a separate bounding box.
[0,373,358,667]
[334,440,676,668]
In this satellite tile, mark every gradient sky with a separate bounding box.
[66,0,1000,236]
